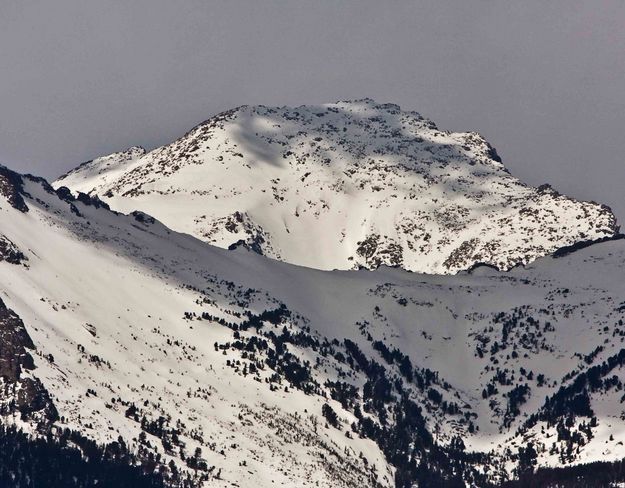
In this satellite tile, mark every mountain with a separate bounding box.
[54,99,618,274]
[4,164,625,486]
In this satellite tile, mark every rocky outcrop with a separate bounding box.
[0,298,57,430]
[0,236,26,265]
[0,165,28,212]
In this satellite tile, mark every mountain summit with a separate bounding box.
[55,99,618,273]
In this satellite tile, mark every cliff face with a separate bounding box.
[0,298,58,430]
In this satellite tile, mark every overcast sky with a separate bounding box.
[1,1,624,219]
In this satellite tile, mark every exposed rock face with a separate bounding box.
[0,165,28,212]
[55,99,618,274]
[0,298,57,430]
[0,236,26,264]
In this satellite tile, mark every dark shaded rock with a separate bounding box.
[227,239,246,251]
[467,262,501,273]
[75,192,110,210]
[485,142,502,163]
[0,165,28,212]
[552,234,625,258]
[0,236,26,265]
[0,298,58,430]
[54,186,84,216]
[55,186,75,203]
[227,235,265,255]
[131,211,156,225]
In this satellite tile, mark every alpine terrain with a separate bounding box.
[54,99,617,274]
[0,102,624,487]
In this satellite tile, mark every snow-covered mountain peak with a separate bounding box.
[55,100,618,273]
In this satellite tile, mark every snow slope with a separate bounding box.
[4,166,625,485]
[54,99,618,274]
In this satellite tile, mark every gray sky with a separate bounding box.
[1,1,624,219]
